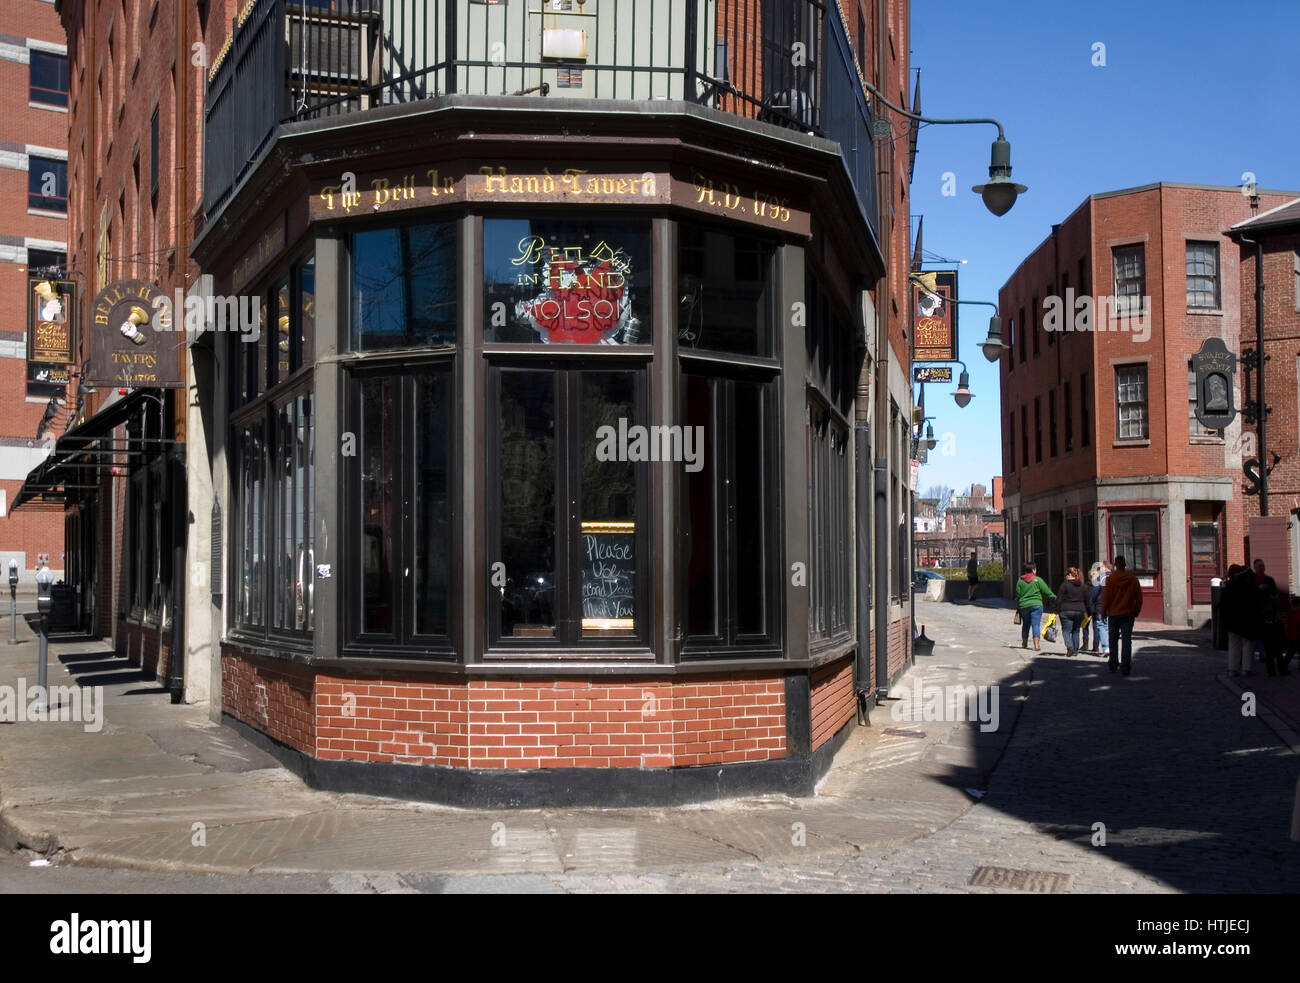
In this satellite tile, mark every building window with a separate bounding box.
[1046,280,1056,345]
[1008,411,1016,471]
[1116,363,1148,439]
[1112,244,1145,315]
[678,223,777,356]
[1186,241,1220,309]
[30,50,69,108]
[1034,397,1042,462]
[1188,360,1218,437]
[1032,295,1040,356]
[1064,379,1073,452]
[1020,404,1028,468]
[28,156,67,212]
[353,221,457,349]
[1293,250,1299,312]
[150,107,159,200]
[1049,390,1057,457]
[1109,511,1159,574]
[234,420,266,630]
[351,366,454,651]
[1017,306,1026,364]
[683,372,778,652]
[1078,256,1089,297]
[484,217,653,345]
[26,248,65,274]
[270,390,315,634]
[1080,371,1091,446]
[1081,512,1097,573]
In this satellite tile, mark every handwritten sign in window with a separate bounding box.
[580,520,635,632]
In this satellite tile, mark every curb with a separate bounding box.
[1217,674,1300,754]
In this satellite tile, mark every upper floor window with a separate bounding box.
[1113,245,1145,315]
[483,217,652,345]
[1186,241,1220,309]
[28,156,67,213]
[679,223,778,357]
[30,50,69,108]
[1116,363,1148,439]
[352,221,457,350]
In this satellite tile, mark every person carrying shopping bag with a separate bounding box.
[1055,566,1092,656]
[1015,562,1056,651]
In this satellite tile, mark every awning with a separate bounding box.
[10,388,169,511]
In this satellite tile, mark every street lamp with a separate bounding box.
[952,366,973,408]
[860,82,1027,216]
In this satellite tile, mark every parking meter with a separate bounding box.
[8,560,16,598]
[35,565,53,615]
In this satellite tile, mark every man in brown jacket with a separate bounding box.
[1100,555,1143,675]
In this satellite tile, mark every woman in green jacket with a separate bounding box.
[1015,562,1057,651]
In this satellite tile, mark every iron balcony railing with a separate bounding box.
[203,0,878,238]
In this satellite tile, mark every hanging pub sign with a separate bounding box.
[912,269,958,362]
[85,279,184,388]
[27,276,75,364]
[913,366,953,384]
[27,363,69,399]
[1191,337,1237,432]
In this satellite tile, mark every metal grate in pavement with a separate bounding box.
[968,865,1070,893]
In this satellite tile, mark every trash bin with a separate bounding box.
[50,583,77,633]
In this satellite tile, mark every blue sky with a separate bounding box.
[909,0,1300,497]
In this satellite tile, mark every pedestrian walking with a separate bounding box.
[1252,558,1280,669]
[1014,562,1056,651]
[1220,564,1260,677]
[1055,566,1092,656]
[1100,555,1142,675]
[1086,561,1111,657]
[966,551,980,602]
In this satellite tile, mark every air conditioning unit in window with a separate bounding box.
[285,2,381,115]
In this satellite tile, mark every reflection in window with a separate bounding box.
[360,377,395,634]
[238,422,265,628]
[414,372,451,638]
[296,255,315,369]
[580,372,636,637]
[498,371,556,637]
[678,224,777,356]
[1109,512,1159,575]
[484,218,651,345]
[352,223,457,349]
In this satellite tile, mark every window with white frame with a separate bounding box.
[1116,363,1148,439]
[1112,245,1145,315]
[1185,241,1220,309]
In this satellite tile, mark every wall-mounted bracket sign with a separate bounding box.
[913,366,952,384]
[1191,337,1237,432]
[27,276,75,364]
[912,269,958,362]
[85,280,184,389]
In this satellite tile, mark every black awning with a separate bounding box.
[10,388,165,511]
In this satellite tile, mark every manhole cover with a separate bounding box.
[968,866,1070,893]
[882,727,926,739]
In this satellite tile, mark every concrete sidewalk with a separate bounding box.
[0,610,1026,880]
[1,602,1293,886]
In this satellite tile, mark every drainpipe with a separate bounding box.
[872,0,892,702]
[854,354,871,716]
[169,0,190,702]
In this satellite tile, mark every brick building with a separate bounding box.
[999,182,1299,626]
[0,0,69,583]
[180,0,920,806]
[914,481,1003,565]
[1229,197,1300,592]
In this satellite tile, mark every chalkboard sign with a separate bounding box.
[580,521,635,631]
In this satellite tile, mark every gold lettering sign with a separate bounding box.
[28,277,76,364]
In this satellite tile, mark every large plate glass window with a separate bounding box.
[351,222,456,350]
[488,364,649,648]
[483,218,652,345]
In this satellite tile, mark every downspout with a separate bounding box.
[872,0,892,702]
[169,0,190,703]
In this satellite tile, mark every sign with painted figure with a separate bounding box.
[913,366,953,383]
[27,276,75,364]
[1191,337,1237,432]
[85,280,184,388]
[912,269,958,362]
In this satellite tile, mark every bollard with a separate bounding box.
[35,565,52,712]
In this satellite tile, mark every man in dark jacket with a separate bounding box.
[1222,564,1262,676]
[967,552,980,602]
[1100,555,1143,675]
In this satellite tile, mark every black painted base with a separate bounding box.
[223,712,858,809]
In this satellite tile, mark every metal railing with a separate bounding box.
[203,0,878,234]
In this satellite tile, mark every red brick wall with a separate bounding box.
[223,649,787,770]
[222,649,316,755]
[810,655,855,750]
[888,613,911,681]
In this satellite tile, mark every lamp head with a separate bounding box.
[971,137,1027,216]
[981,315,1008,362]
[925,423,936,450]
[953,370,973,408]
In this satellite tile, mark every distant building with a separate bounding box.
[999,182,1299,625]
